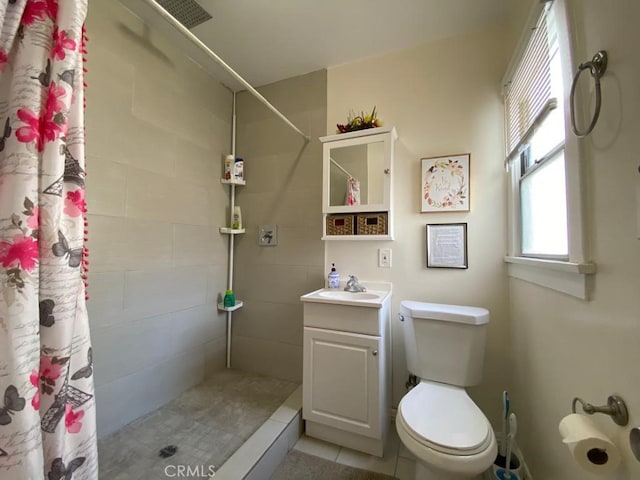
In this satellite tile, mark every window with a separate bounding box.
[503,0,595,299]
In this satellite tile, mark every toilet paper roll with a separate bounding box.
[559,414,621,475]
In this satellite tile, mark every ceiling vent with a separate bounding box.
[156,0,212,29]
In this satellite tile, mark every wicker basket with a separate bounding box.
[356,212,388,235]
[326,214,355,236]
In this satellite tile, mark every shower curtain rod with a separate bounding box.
[330,157,353,178]
[141,0,310,143]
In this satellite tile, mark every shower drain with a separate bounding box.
[159,445,178,458]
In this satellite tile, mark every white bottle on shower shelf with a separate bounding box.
[224,154,234,180]
[233,157,244,180]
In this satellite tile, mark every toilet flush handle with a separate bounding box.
[398,314,404,322]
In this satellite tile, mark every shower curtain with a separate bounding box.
[0,1,97,479]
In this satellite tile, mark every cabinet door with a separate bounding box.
[303,327,382,439]
[320,127,396,215]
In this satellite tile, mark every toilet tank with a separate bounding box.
[400,301,489,387]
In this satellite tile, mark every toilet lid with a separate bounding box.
[398,382,492,454]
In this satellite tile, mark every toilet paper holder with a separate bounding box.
[572,395,629,426]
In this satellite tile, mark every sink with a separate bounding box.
[318,291,380,300]
[300,286,391,308]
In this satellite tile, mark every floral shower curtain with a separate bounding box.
[0,0,97,479]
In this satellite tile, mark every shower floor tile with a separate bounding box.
[98,369,299,479]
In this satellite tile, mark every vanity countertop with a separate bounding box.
[300,283,391,308]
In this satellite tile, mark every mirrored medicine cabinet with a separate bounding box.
[320,126,397,240]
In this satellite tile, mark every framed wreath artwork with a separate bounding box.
[421,154,470,212]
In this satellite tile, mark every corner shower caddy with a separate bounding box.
[218,175,245,311]
[218,168,244,367]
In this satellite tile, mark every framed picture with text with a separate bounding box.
[426,223,468,269]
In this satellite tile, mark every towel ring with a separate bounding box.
[570,50,608,138]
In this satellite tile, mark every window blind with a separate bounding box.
[504,8,552,157]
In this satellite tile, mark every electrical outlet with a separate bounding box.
[379,248,392,268]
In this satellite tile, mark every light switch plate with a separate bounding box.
[379,248,391,268]
[259,225,277,246]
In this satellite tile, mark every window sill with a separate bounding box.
[504,256,596,300]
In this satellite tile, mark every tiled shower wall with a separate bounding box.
[85,0,232,437]
[232,71,327,381]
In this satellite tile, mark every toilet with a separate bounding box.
[396,301,497,480]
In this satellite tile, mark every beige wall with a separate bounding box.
[326,26,512,424]
[509,1,640,478]
[85,0,232,437]
[231,71,326,381]
[84,2,640,476]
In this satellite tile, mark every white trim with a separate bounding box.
[322,234,393,241]
[319,126,397,144]
[504,0,594,300]
[504,256,595,273]
[505,257,595,300]
[554,0,589,265]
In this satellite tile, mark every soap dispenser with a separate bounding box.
[327,263,340,289]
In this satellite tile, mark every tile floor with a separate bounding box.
[97,369,499,479]
[271,449,397,479]
[291,430,417,480]
[290,431,491,480]
[97,370,298,479]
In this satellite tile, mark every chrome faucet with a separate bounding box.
[344,275,367,293]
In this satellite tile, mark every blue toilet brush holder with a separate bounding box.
[494,470,520,480]
[492,452,522,480]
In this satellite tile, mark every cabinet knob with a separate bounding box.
[372,350,378,356]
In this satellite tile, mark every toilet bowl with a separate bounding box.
[396,380,497,480]
[396,301,496,480]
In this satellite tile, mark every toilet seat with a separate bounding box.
[397,380,493,456]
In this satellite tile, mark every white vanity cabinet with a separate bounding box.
[301,289,391,457]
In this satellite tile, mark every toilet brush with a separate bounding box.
[504,413,518,480]
[500,391,510,457]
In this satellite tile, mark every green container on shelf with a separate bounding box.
[223,290,235,308]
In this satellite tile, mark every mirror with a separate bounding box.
[328,141,385,207]
[320,126,396,238]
